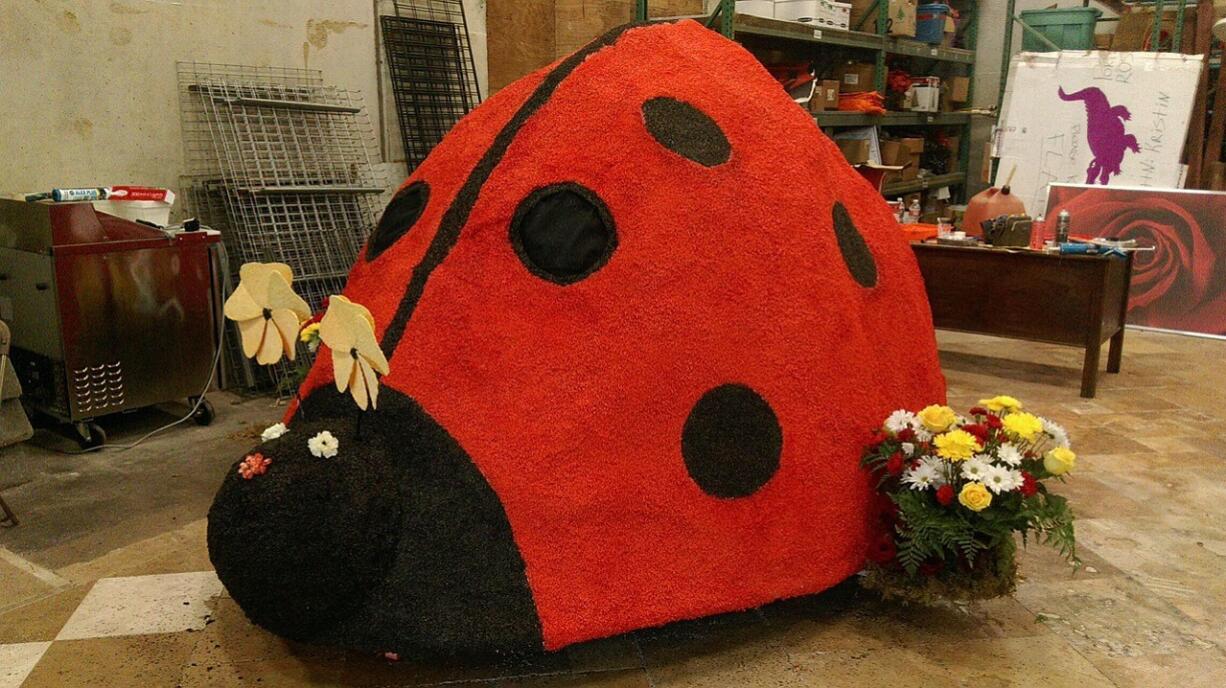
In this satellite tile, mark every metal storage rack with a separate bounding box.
[637,0,1006,200]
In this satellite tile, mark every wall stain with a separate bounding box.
[259,18,292,29]
[302,18,368,66]
[58,10,81,34]
[109,1,148,14]
[72,118,94,139]
[110,26,133,46]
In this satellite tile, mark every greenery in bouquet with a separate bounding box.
[860,396,1078,603]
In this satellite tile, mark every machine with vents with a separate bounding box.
[0,199,220,447]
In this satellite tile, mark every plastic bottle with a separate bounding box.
[962,184,1026,238]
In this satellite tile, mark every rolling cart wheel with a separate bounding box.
[191,396,215,426]
[75,421,106,450]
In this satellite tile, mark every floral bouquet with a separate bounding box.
[859,396,1078,603]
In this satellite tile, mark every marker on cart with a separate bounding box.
[51,187,109,202]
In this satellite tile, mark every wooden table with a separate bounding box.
[912,243,1133,398]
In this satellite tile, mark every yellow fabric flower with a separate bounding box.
[959,482,992,511]
[933,429,983,461]
[979,395,1022,413]
[299,322,321,344]
[223,262,310,365]
[1002,412,1043,442]
[917,404,958,432]
[1044,447,1076,475]
[319,295,390,411]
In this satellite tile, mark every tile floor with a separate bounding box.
[1,329,1225,687]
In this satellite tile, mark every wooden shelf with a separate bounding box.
[814,111,971,127]
[882,172,967,196]
[731,14,974,64]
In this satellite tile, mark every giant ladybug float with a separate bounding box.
[208,18,945,656]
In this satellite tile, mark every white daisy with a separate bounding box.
[912,426,933,443]
[900,442,916,457]
[903,462,941,490]
[983,464,1024,494]
[884,410,918,434]
[261,422,289,441]
[1042,418,1071,448]
[308,430,339,458]
[996,443,1024,467]
[961,455,992,482]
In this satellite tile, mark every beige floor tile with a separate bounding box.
[20,633,198,687]
[184,595,336,667]
[0,641,52,688]
[0,584,92,643]
[498,669,653,688]
[56,570,223,640]
[178,654,346,687]
[0,558,57,613]
[1091,645,1226,688]
[338,650,572,687]
[565,634,642,673]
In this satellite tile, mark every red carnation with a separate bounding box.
[985,414,1003,430]
[935,483,955,506]
[962,423,990,443]
[1019,471,1039,497]
[969,406,988,416]
[867,533,897,563]
[896,427,916,442]
[886,452,905,475]
[868,429,889,448]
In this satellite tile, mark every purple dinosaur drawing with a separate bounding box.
[1058,86,1141,185]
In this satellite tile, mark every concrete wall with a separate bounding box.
[0,0,488,199]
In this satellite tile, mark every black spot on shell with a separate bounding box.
[681,384,782,499]
[510,182,617,285]
[641,97,731,167]
[367,181,429,261]
[832,202,878,288]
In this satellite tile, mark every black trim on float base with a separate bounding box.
[379,20,672,354]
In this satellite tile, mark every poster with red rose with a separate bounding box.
[1047,184,1226,338]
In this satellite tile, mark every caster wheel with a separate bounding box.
[75,421,106,450]
[191,397,215,426]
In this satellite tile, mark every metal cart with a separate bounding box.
[0,199,221,447]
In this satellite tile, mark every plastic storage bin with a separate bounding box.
[1019,7,1102,51]
[916,3,951,44]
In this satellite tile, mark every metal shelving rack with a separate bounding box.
[637,0,1010,200]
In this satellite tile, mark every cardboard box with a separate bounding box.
[879,139,909,167]
[1093,33,1113,50]
[836,138,871,165]
[1113,8,1196,53]
[834,62,876,92]
[850,0,916,37]
[809,79,842,112]
[948,75,969,103]
[899,137,925,156]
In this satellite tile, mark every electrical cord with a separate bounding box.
[52,236,230,454]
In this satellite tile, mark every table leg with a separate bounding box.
[1107,328,1124,374]
[1081,342,1101,398]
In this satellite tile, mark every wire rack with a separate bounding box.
[383,0,482,170]
[177,62,385,391]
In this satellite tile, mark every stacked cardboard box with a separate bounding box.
[850,0,917,36]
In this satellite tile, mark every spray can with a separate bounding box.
[1055,209,1071,245]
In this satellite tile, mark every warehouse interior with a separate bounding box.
[2,1,1226,686]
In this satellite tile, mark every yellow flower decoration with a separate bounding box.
[933,429,983,461]
[1044,447,1076,475]
[917,404,958,432]
[979,395,1022,413]
[299,322,321,344]
[959,482,992,511]
[223,262,310,365]
[319,295,389,411]
[1002,412,1043,442]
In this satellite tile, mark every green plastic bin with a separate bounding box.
[1019,7,1102,52]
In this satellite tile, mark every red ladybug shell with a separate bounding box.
[213,19,944,655]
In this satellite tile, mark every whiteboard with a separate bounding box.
[994,51,1203,217]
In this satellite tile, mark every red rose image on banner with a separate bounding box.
[1047,185,1226,337]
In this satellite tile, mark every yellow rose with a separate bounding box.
[979,395,1022,413]
[1001,412,1043,442]
[299,321,321,343]
[1044,447,1076,475]
[959,482,993,511]
[933,429,982,461]
[917,404,958,432]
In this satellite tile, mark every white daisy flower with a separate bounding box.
[261,422,289,442]
[983,464,1024,494]
[912,426,933,443]
[1042,418,1071,449]
[996,443,1024,467]
[961,455,992,481]
[884,410,918,434]
[900,442,916,457]
[308,430,339,458]
[903,462,941,490]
